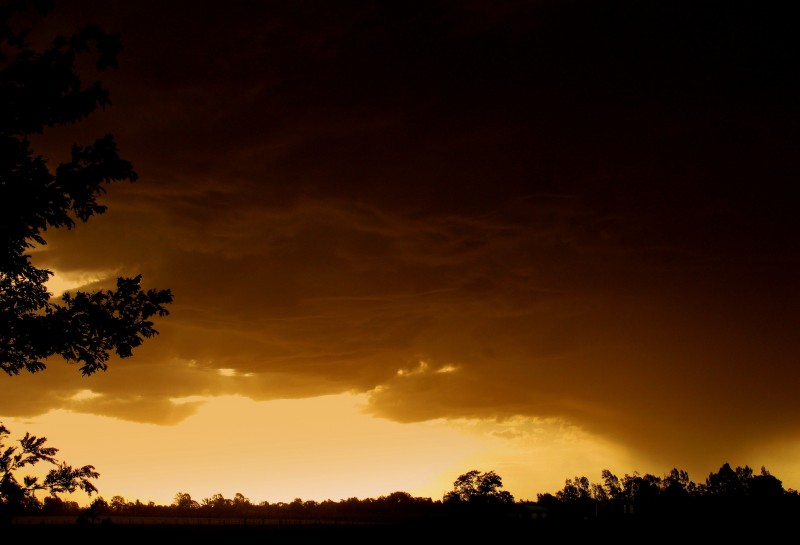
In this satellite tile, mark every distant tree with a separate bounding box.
[77,496,107,524]
[749,467,784,501]
[552,475,596,520]
[443,470,515,507]
[621,472,661,507]
[601,469,623,501]
[556,476,592,503]
[0,422,99,522]
[109,495,127,512]
[661,468,695,500]
[232,492,251,507]
[703,463,748,498]
[41,495,67,514]
[374,491,433,520]
[384,491,415,505]
[173,491,199,511]
[201,493,232,512]
[590,481,608,502]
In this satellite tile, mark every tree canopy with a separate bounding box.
[0,422,99,522]
[0,0,172,376]
[0,0,172,520]
[443,469,515,506]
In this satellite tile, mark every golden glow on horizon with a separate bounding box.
[2,393,641,506]
[2,2,798,523]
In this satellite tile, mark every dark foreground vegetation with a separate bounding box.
[1,3,799,543]
[4,465,800,542]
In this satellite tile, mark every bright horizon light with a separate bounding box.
[2,393,640,507]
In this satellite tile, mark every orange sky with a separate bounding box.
[2,0,800,505]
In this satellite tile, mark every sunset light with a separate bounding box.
[1,2,799,536]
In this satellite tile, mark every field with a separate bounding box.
[5,515,791,543]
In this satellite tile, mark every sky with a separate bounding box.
[2,0,800,505]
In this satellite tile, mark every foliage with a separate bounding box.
[539,462,797,526]
[443,469,515,508]
[0,0,173,377]
[0,422,99,521]
[0,0,172,521]
[3,463,798,535]
[76,496,108,524]
[173,491,200,511]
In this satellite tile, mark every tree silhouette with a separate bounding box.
[556,475,592,503]
[109,495,127,512]
[0,1,172,377]
[702,462,749,498]
[1,461,797,538]
[0,0,171,519]
[443,469,515,508]
[173,491,200,512]
[0,422,99,523]
[749,467,784,501]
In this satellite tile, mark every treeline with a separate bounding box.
[537,463,799,524]
[13,463,800,528]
